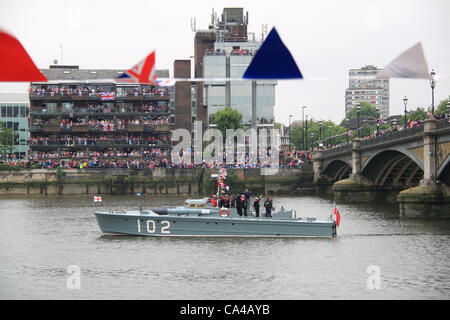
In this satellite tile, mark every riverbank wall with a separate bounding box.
[0,165,314,196]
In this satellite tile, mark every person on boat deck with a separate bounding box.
[244,188,251,209]
[224,196,230,208]
[230,195,236,208]
[236,196,243,216]
[218,195,225,208]
[210,195,217,207]
[253,197,261,217]
[240,195,248,216]
[264,198,274,218]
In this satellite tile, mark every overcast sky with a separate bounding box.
[1,0,449,125]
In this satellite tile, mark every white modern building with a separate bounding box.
[201,8,277,129]
[345,65,390,119]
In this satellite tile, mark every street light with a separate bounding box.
[301,106,307,150]
[376,107,380,134]
[311,132,314,148]
[403,96,408,129]
[305,115,308,150]
[288,114,293,151]
[328,125,332,147]
[430,69,436,115]
[447,101,450,118]
[356,103,361,138]
[346,118,350,144]
[319,120,323,142]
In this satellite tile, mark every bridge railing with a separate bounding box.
[321,144,352,157]
[359,125,424,148]
[436,117,450,131]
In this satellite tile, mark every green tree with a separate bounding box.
[0,122,15,160]
[408,107,427,122]
[290,118,349,150]
[436,97,449,116]
[344,102,378,123]
[212,106,243,136]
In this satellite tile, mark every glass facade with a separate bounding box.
[0,103,30,159]
[203,42,277,128]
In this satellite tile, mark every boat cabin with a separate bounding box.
[184,198,213,208]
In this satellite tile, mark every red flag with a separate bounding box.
[333,205,341,227]
[0,29,47,82]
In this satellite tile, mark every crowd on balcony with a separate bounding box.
[29,85,169,97]
[205,48,257,56]
[31,116,170,131]
[29,135,171,146]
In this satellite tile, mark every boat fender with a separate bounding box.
[220,207,229,217]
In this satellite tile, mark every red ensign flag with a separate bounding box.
[333,205,341,227]
[0,29,47,82]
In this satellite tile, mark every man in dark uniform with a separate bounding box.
[243,188,251,210]
[253,197,261,217]
[236,196,242,216]
[240,195,248,216]
[218,195,225,208]
[264,198,273,218]
[224,196,230,208]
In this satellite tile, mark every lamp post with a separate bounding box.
[319,120,323,146]
[288,114,293,151]
[328,125,332,147]
[356,103,361,138]
[376,107,380,135]
[447,101,450,118]
[305,115,308,150]
[346,118,349,144]
[430,69,436,115]
[311,132,314,149]
[301,106,307,150]
[403,96,408,129]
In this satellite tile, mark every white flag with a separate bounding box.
[375,42,431,79]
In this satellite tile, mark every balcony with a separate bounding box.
[127,124,144,132]
[71,125,89,133]
[29,142,172,151]
[43,124,61,132]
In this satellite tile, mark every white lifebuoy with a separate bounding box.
[220,207,229,217]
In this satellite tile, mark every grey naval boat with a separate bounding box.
[95,198,337,237]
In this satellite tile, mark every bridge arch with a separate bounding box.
[322,159,352,182]
[362,149,423,187]
[438,155,450,185]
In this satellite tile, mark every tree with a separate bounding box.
[0,122,15,160]
[212,106,243,136]
[436,97,449,116]
[408,107,427,122]
[290,118,348,150]
[343,102,378,124]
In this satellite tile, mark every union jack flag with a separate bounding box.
[157,79,176,87]
[117,51,158,85]
[100,92,115,101]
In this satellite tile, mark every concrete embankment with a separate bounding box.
[0,165,314,196]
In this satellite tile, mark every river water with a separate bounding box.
[0,194,449,300]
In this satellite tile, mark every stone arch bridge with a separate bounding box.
[312,119,450,217]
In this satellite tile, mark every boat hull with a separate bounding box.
[94,211,336,238]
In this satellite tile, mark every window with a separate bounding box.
[19,106,26,117]
[1,106,6,117]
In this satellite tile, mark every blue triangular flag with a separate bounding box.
[243,27,303,79]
